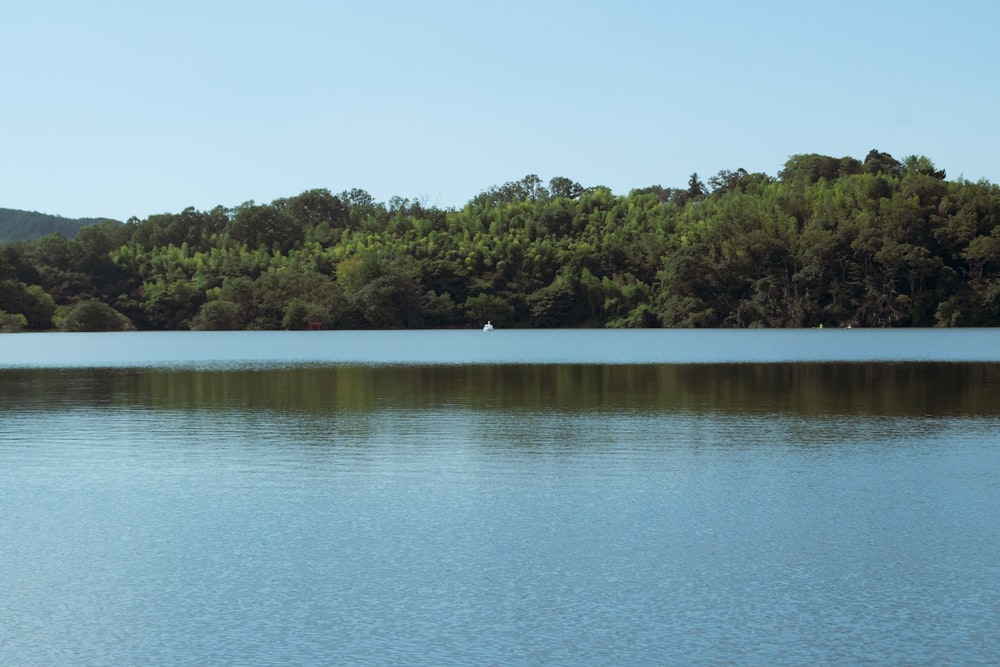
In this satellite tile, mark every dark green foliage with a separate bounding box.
[230,202,303,253]
[0,279,55,330]
[3,150,1000,330]
[336,251,425,328]
[191,300,243,331]
[132,206,228,252]
[57,299,134,332]
[863,149,905,178]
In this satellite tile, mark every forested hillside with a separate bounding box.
[2,150,1000,332]
[0,208,116,244]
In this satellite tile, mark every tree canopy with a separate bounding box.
[3,151,1000,330]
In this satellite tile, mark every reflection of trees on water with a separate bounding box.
[5,364,1000,417]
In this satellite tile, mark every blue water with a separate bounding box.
[2,331,1000,665]
[2,327,1000,367]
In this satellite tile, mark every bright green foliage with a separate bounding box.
[3,153,1000,330]
[0,309,27,332]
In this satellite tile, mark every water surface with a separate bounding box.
[3,327,1000,367]
[2,331,999,665]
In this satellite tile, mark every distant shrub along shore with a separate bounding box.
[2,150,1000,332]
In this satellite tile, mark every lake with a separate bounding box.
[2,329,1000,665]
[3,327,1000,367]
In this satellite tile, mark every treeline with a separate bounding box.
[2,149,1000,332]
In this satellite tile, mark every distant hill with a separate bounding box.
[0,208,120,244]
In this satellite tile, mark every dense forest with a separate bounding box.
[2,150,1000,332]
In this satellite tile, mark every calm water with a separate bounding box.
[2,330,1000,665]
[2,327,1000,367]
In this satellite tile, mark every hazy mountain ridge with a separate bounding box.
[0,208,119,243]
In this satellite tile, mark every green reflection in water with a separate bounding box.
[4,363,1000,416]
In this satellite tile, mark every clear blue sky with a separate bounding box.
[3,0,998,221]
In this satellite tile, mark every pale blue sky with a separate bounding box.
[3,0,998,221]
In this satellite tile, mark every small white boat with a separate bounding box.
[483,321,494,332]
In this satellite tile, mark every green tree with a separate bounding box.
[0,309,27,332]
[141,277,204,329]
[779,154,842,184]
[462,293,513,326]
[191,300,243,330]
[229,202,303,252]
[3,151,999,331]
[57,299,134,332]
[280,298,334,330]
[275,189,349,231]
[863,149,903,177]
[71,220,132,291]
[549,176,584,199]
[251,268,346,329]
[687,173,706,200]
[0,280,56,329]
